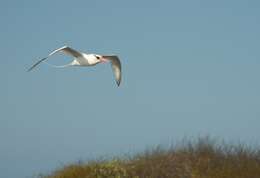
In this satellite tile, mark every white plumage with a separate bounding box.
[28,46,122,86]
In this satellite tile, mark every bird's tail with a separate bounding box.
[43,61,73,68]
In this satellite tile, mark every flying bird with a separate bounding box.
[28,46,122,86]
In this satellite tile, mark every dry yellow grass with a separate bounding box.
[39,137,260,178]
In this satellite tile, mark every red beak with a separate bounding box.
[101,57,108,63]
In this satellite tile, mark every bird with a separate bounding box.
[28,46,122,86]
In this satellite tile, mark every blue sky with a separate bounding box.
[1,0,260,177]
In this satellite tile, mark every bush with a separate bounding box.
[40,137,260,178]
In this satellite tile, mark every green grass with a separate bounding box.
[39,137,260,178]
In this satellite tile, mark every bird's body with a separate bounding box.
[28,46,122,86]
[69,53,101,66]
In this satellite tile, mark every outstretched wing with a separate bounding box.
[103,55,122,86]
[27,46,82,72]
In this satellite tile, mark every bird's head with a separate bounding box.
[95,55,108,63]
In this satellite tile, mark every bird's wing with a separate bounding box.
[27,46,82,71]
[103,55,122,86]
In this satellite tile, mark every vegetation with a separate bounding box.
[40,137,260,178]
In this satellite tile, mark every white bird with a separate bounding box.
[28,46,122,86]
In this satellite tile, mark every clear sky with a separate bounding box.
[1,0,260,177]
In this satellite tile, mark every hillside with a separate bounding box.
[39,137,260,178]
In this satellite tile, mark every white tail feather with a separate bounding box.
[43,61,72,68]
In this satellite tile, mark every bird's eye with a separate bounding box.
[96,56,100,59]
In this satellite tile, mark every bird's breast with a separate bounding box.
[81,54,100,66]
[76,55,99,66]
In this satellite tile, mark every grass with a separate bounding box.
[39,137,260,178]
